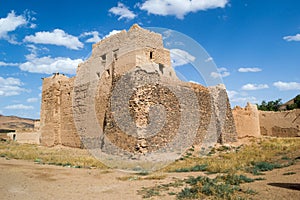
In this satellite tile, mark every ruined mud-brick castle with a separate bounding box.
[39,24,237,152]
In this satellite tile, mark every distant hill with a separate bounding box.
[0,114,37,132]
[279,94,300,111]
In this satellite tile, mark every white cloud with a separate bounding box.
[0,77,22,86]
[24,29,84,50]
[241,83,269,90]
[5,104,34,110]
[205,57,213,62]
[227,90,258,106]
[210,67,230,78]
[0,77,26,96]
[103,30,122,39]
[24,45,50,64]
[0,11,28,43]
[80,31,101,43]
[283,34,300,42]
[273,81,300,91]
[227,90,238,100]
[27,97,38,103]
[0,61,19,67]
[109,2,136,20]
[189,80,200,84]
[238,67,262,72]
[19,56,83,74]
[231,96,258,105]
[140,0,228,19]
[170,49,195,67]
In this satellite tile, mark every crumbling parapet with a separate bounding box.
[232,102,261,138]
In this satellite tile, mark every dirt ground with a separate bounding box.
[0,158,300,200]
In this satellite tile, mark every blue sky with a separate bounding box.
[0,0,299,119]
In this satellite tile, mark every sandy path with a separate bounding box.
[241,161,300,200]
[0,158,161,200]
[1,158,300,200]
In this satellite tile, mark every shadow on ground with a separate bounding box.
[268,183,300,191]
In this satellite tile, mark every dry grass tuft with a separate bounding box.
[117,173,167,181]
[0,141,107,169]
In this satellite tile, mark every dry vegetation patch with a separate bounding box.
[163,137,300,174]
[0,141,106,169]
[140,137,300,199]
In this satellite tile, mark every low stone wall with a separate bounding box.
[259,109,300,137]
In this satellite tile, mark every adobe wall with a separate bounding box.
[232,102,300,138]
[40,73,81,147]
[259,109,300,137]
[7,131,40,144]
[33,120,40,131]
[40,25,237,152]
[232,103,261,138]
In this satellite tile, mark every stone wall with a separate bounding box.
[259,109,300,137]
[232,103,261,138]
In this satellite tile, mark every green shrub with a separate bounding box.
[178,175,241,199]
[223,174,254,185]
[173,164,207,173]
[248,161,282,175]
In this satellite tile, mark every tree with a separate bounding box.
[287,95,300,110]
[294,95,300,108]
[257,99,282,111]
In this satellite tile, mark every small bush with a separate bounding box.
[173,164,207,173]
[245,188,257,195]
[136,171,149,176]
[223,174,255,185]
[281,156,291,160]
[248,161,283,175]
[139,187,160,198]
[283,172,296,176]
[178,175,241,199]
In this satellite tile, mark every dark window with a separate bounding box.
[101,54,106,60]
[159,64,164,73]
[150,51,153,59]
[113,49,119,60]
